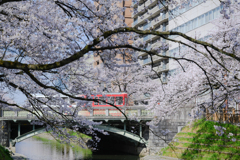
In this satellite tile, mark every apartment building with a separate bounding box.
[132,0,169,83]
[132,0,223,83]
[168,0,221,72]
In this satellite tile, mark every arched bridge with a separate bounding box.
[11,127,46,146]
[0,106,151,147]
[11,125,147,147]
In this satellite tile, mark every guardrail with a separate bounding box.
[204,108,240,123]
[0,106,154,120]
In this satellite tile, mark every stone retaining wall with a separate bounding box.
[147,108,192,154]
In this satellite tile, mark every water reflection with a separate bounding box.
[16,138,86,160]
[16,138,140,160]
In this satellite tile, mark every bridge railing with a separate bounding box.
[79,109,153,117]
[0,106,154,120]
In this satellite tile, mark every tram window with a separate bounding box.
[94,97,99,105]
[107,96,115,105]
[99,97,105,105]
[116,97,123,105]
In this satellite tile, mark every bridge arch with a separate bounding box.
[12,128,46,146]
[12,125,147,147]
[94,125,147,146]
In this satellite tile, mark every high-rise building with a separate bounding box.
[168,0,221,72]
[132,0,169,83]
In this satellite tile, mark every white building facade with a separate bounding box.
[168,0,221,71]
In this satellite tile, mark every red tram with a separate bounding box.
[91,92,128,107]
[77,93,128,117]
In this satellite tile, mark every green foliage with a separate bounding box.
[161,119,240,159]
[68,130,92,139]
[0,145,13,160]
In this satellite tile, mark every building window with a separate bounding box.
[116,97,123,105]
[99,96,105,105]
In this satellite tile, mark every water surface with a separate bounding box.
[16,138,140,160]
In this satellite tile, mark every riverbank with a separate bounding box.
[0,144,13,160]
[160,119,240,159]
[0,143,28,160]
[11,153,28,160]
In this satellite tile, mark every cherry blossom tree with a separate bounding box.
[0,0,240,146]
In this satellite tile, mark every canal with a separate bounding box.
[15,137,140,160]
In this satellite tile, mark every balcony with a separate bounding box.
[143,22,151,30]
[137,4,145,13]
[133,1,150,18]
[153,63,169,73]
[145,0,157,7]
[137,12,151,26]
[138,26,144,31]
[143,55,163,65]
[151,16,161,27]
[158,1,167,9]
[133,18,138,26]
[148,4,161,16]
[138,51,147,57]
[152,55,161,62]
[155,25,169,32]
[159,12,169,23]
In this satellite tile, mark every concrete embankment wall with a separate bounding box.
[147,107,192,154]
